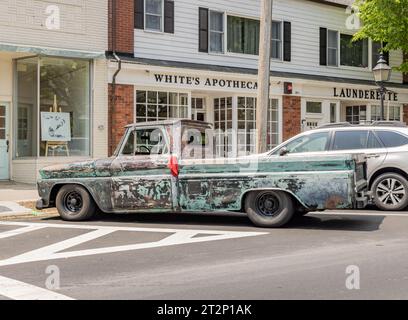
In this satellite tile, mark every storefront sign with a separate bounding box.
[154,74,258,90]
[334,88,398,101]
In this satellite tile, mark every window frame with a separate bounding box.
[327,29,339,67]
[209,10,225,54]
[144,0,164,32]
[271,20,283,61]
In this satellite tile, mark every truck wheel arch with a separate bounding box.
[240,188,308,212]
[50,183,101,211]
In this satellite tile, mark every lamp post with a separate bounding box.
[372,54,392,121]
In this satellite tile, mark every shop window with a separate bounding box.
[306,101,322,114]
[371,105,401,122]
[136,90,188,123]
[15,57,90,158]
[227,16,260,55]
[145,0,163,31]
[346,106,366,124]
[237,97,279,154]
[191,98,206,122]
[340,34,368,68]
[209,11,224,53]
[214,97,233,157]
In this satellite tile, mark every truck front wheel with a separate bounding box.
[245,190,295,228]
[56,185,96,221]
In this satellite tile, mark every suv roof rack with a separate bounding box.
[316,121,407,130]
[370,121,407,128]
[316,122,354,129]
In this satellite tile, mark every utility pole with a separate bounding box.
[256,0,272,154]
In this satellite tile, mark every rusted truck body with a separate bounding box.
[37,120,369,227]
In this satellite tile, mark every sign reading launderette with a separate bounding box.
[334,88,398,101]
[154,74,259,90]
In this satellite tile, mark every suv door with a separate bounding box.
[328,130,387,179]
[110,126,173,211]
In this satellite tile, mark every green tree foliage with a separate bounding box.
[353,0,408,72]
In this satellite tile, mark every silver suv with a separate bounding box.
[269,122,408,211]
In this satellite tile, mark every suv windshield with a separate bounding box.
[273,132,330,155]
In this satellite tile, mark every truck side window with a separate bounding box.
[332,131,369,150]
[121,128,168,156]
[278,132,330,154]
[376,131,408,148]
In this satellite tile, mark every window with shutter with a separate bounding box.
[320,27,327,66]
[283,21,291,62]
[134,0,144,29]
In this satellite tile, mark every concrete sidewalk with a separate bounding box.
[0,182,39,218]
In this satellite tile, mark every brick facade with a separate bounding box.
[282,95,302,141]
[404,104,408,126]
[108,84,134,155]
[108,0,134,54]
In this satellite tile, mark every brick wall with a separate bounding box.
[404,52,408,84]
[403,104,408,125]
[108,0,134,54]
[108,84,134,155]
[282,95,301,142]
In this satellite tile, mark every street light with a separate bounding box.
[373,54,392,121]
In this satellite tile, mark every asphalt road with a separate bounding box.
[0,210,408,300]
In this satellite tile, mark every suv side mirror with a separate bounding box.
[279,147,290,156]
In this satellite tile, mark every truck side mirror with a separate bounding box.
[279,147,289,156]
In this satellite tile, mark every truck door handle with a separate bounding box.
[6,140,9,153]
[366,154,380,159]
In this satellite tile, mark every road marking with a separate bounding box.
[312,211,408,217]
[0,221,267,267]
[0,225,47,239]
[0,275,74,300]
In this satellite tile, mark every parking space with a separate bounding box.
[0,210,408,300]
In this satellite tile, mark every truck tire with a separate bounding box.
[372,173,408,211]
[245,190,295,228]
[56,185,96,221]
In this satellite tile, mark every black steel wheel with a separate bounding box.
[56,185,96,221]
[245,190,295,228]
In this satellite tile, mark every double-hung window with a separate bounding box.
[327,30,338,66]
[145,0,163,32]
[227,16,259,55]
[340,34,369,68]
[271,21,282,60]
[209,11,224,53]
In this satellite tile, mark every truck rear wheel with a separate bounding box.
[245,190,295,228]
[56,185,96,221]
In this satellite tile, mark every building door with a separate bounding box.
[0,104,9,180]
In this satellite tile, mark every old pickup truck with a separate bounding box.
[36,119,368,228]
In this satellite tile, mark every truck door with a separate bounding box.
[110,126,174,211]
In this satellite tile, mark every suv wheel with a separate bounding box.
[372,173,408,211]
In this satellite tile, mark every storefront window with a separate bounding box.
[16,58,38,158]
[346,105,367,124]
[214,97,233,157]
[237,97,279,154]
[136,90,188,122]
[15,56,91,158]
[371,105,401,121]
